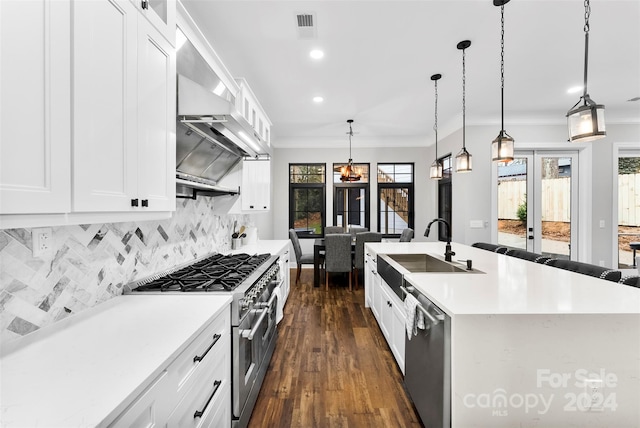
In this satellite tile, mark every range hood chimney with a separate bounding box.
[175,35,271,199]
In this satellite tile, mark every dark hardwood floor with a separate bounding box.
[248,269,423,427]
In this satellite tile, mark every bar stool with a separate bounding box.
[630,242,640,267]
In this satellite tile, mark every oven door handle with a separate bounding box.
[240,309,268,340]
[240,291,279,340]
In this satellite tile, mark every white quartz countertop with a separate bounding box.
[0,294,231,428]
[366,242,640,316]
[227,239,289,257]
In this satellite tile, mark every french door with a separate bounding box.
[497,151,579,260]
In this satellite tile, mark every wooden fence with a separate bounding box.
[498,173,640,226]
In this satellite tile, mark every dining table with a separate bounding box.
[313,238,356,288]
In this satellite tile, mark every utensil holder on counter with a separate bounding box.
[232,238,241,250]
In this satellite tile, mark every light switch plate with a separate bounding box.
[469,220,484,229]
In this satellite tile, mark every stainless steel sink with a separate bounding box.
[385,253,468,273]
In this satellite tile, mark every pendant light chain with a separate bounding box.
[434,78,438,151]
[348,121,353,159]
[582,0,590,98]
[500,4,505,132]
[462,46,466,149]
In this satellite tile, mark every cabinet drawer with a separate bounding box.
[109,370,170,427]
[166,350,230,428]
[167,308,230,398]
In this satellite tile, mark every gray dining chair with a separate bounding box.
[324,233,353,291]
[324,226,345,235]
[289,229,315,285]
[353,232,382,289]
[348,225,368,239]
[399,228,414,242]
[619,276,640,288]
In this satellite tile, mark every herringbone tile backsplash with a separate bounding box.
[0,198,249,343]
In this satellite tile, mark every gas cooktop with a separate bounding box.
[133,253,271,292]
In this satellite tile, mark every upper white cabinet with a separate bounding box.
[136,18,176,211]
[0,0,71,214]
[0,0,176,225]
[235,78,272,148]
[72,0,139,212]
[130,0,176,46]
[241,159,270,211]
[73,0,175,213]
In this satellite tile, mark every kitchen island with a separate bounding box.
[365,241,640,428]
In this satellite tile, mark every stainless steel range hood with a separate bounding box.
[175,34,270,199]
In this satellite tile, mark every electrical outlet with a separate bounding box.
[599,220,605,228]
[32,228,53,258]
[584,379,604,411]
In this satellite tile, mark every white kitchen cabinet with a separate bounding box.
[131,0,176,46]
[278,245,291,305]
[0,0,71,214]
[73,0,175,213]
[365,249,405,374]
[241,159,270,211]
[110,370,172,427]
[235,78,272,146]
[136,17,176,212]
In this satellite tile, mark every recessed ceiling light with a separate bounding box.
[313,96,324,103]
[567,85,583,94]
[309,49,324,60]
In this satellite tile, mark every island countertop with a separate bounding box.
[366,242,640,316]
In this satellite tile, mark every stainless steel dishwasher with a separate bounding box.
[402,283,451,428]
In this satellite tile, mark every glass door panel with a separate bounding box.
[617,154,640,268]
[335,186,367,229]
[538,156,573,259]
[497,156,531,250]
[496,152,578,259]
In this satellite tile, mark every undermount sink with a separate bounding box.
[386,253,469,273]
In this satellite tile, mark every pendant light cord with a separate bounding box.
[462,46,466,150]
[348,121,353,159]
[500,4,505,133]
[582,0,590,99]
[434,78,439,159]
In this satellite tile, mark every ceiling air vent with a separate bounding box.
[296,13,317,39]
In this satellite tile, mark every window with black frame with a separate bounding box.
[377,163,414,237]
[289,164,326,238]
[437,155,452,241]
[332,163,369,230]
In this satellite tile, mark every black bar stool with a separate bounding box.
[630,242,640,267]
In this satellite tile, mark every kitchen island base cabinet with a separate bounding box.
[368,270,405,374]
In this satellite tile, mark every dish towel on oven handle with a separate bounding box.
[404,293,425,340]
[273,286,284,324]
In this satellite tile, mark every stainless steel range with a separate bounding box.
[129,252,281,428]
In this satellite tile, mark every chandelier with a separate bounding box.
[340,119,361,182]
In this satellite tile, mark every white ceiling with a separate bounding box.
[181,0,640,148]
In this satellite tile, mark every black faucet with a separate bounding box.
[424,218,455,262]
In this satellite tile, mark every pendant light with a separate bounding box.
[340,119,361,182]
[566,0,605,142]
[430,73,443,180]
[455,40,472,173]
[491,0,514,162]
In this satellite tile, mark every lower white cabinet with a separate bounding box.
[111,306,231,428]
[365,254,406,375]
[278,245,291,305]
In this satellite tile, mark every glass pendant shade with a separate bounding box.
[567,98,606,142]
[491,132,514,162]
[455,147,472,172]
[429,160,443,180]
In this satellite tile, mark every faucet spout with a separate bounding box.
[424,218,455,262]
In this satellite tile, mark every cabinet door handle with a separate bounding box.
[249,205,254,209]
[193,333,221,363]
[141,199,149,207]
[141,0,149,9]
[193,380,222,418]
[131,198,139,207]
